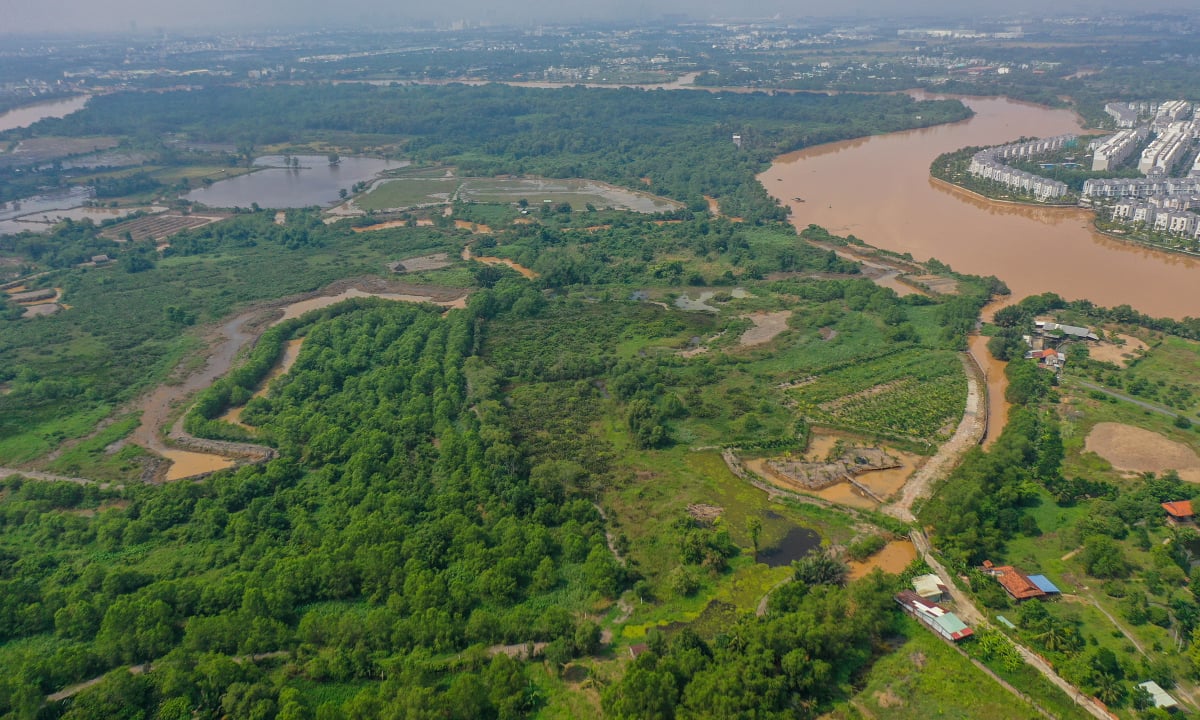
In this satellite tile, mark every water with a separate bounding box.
[763,95,1200,320]
[184,155,404,209]
[0,186,95,234]
[0,95,90,132]
[759,526,821,568]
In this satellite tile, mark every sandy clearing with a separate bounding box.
[1085,422,1200,481]
[387,252,452,273]
[454,220,492,233]
[461,246,538,279]
[738,311,791,347]
[1088,334,1148,368]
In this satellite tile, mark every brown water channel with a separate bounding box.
[762,95,1200,321]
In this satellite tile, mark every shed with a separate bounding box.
[912,574,947,602]
[1162,501,1194,524]
[1028,575,1061,596]
[1137,680,1178,710]
[895,591,973,642]
[628,643,648,659]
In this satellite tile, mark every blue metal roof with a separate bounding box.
[1028,574,1060,594]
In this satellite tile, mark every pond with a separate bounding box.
[0,186,95,235]
[758,526,822,568]
[184,155,405,209]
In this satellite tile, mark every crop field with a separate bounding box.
[788,348,966,442]
[100,212,227,242]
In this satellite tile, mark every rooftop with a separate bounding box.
[1137,680,1178,710]
[990,565,1045,600]
[1163,500,1194,518]
[1027,574,1061,595]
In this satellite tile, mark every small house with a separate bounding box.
[895,591,973,642]
[912,574,948,603]
[1162,501,1194,525]
[91,254,112,265]
[628,643,648,659]
[1137,681,1179,711]
[983,562,1046,601]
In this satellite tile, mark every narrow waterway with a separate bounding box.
[762,95,1200,321]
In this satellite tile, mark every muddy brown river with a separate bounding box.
[762,95,1200,320]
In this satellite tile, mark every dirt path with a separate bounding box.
[0,466,115,488]
[1063,594,1146,656]
[884,352,985,522]
[129,277,469,482]
[1075,379,1197,423]
[45,651,288,704]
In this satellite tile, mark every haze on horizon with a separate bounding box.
[3,0,1195,35]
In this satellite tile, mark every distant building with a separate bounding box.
[1035,321,1098,341]
[1104,102,1139,128]
[895,591,974,642]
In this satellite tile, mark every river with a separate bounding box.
[0,95,90,132]
[762,95,1200,321]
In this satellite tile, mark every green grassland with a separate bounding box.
[825,616,1046,719]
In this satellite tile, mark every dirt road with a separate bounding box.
[884,352,985,522]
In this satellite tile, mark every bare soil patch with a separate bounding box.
[387,252,452,273]
[908,274,960,295]
[1085,422,1200,481]
[687,503,724,524]
[738,311,791,347]
[454,220,493,233]
[1088,334,1148,368]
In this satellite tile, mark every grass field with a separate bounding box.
[826,616,1045,719]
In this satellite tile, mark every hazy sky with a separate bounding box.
[1,0,1192,34]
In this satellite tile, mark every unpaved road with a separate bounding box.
[884,352,985,522]
[128,277,469,481]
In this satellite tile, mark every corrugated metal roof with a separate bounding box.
[1028,575,1060,594]
[1138,681,1178,709]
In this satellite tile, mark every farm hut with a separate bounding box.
[628,644,648,659]
[1027,575,1061,597]
[912,574,947,602]
[984,563,1045,601]
[1137,681,1179,711]
[895,591,973,642]
[91,254,112,264]
[1162,501,1194,525]
[1036,321,1099,342]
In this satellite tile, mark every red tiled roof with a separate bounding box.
[1163,500,1194,518]
[993,566,1045,600]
